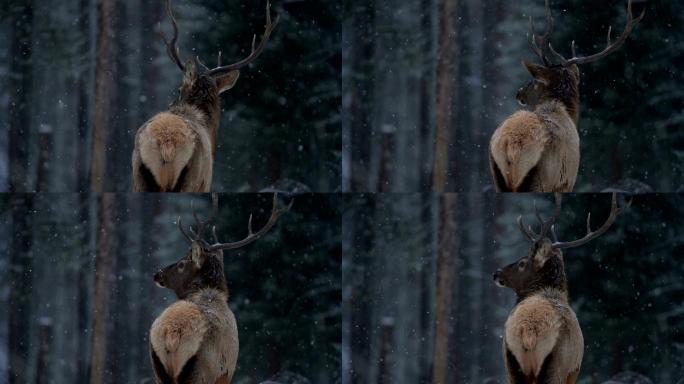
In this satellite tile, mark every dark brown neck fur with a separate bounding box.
[171,75,222,154]
[178,255,228,300]
[515,255,568,304]
[542,68,580,124]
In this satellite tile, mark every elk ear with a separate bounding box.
[216,70,240,94]
[522,61,549,84]
[190,242,205,269]
[182,60,198,87]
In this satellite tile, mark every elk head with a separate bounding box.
[516,0,644,122]
[154,194,292,299]
[161,0,279,130]
[493,193,629,301]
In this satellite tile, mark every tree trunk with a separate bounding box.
[8,195,34,384]
[377,317,395,384]
[76,0,92,193]
[348,0,375,191]
[431,0,458,192]
[419,193,435,383]
[377,129,395,192]
[90,0,116,192]
[419,0,435,191]
[36,125,53,192]
[432,193,459,384]
[77,193,93,383]
[8,0,34,192]
[90,193,117,384]
[139,0,162,117]
[35,318,54,384]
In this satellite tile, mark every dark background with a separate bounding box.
[344,193,684,383]
[0,193,341,383]
[343,0,684,192]
[0,0,341,192]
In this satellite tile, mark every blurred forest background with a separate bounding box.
[0,0,341,193]
[343,193,684,383]
[0,193,341,383]
[343,0,684,193]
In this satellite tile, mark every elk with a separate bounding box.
[493,193,629,383]
[150,194,291,383]
[132,0,279,192]
[489,0,644,192]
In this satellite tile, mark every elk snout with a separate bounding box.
[153,270,166,288]
[516,88,526,106]
[493,269,505,288]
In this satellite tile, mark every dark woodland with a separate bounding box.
[0,0,341,193]
[3,0,684,383]
[344,193,684,383]
[0,193,341,383]
[343,0,684,193]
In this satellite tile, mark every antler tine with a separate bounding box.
[534,193,562,240]
[191,207,206,238]
[192,194,220,241]
[517,215,537,242]
[206,0,280,77]
[517,194,562,243]
[557,0,645,67]
[161,0,185,71]
[533,200,544,233]
[177,216,194,243]
[211,225,219,244]
[196,56,211,72]
[550,224,559,243]
[552,193,629,249]
[528,0,554,65]
[207,193,293,252]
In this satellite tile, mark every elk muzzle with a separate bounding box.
[516,88,527,106]
[493,268,505,288]
[153,269,166,288]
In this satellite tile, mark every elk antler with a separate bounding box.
[548,0,645,66]
[528,0,555,66]
[207,193,292,251]
[177,193,220,244]
[161,0,185,72]
[551,193,631,249]
[517,193,562,243]
[178,193,291,251]
[205,1,280,77]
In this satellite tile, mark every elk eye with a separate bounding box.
[177,260,186,271]
[518,260,527,269]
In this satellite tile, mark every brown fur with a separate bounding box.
[150,289,238,384]
[151,249,238,384]
[132,61,240,192]
[150,301,208,378]
[489,62,580,192]
[495,241,583,384]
